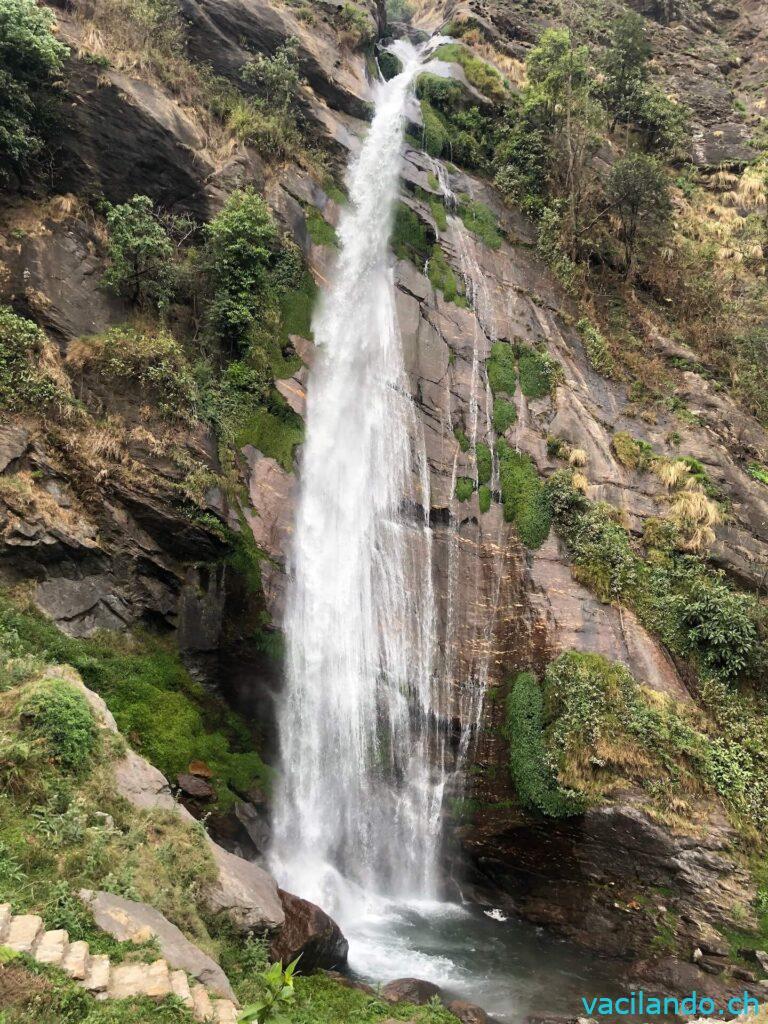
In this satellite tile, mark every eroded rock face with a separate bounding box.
[269,889,348,972]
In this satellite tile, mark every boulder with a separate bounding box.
[114,748,193,819]
[177,773,215,800]
[269,889,348,972]
[446,1001,490,1024]
[78,890,236,1001]
[204,842,284,933]
[382,978,442,1004]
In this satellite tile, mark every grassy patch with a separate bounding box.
[433,42,506,103]
[455,476,474,502]
[612,431,654,471]
[233,398,304,471]
[517,344,562,399]
[577,317,616,377]
[291,973,459,1023]
[427,245,466,305]
[487,342,516,396]
[476,441,492,484]
[492,397,517,434]
[478,484,491,513]
[305,207,339,248]
[496,439,551,548]
[454,425,470,452]
[457,196,503,249]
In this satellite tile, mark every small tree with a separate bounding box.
[0,0,69,177]
[607,153,671,276]
[241,38,302,112]
[600,11,650,129]
[634,85,689,155]
[102,195,177,313]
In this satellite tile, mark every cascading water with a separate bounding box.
[270,38,446,931]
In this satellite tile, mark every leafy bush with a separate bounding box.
[420,98,448,157]
[433,43,506,104]
[576,317,615,377]
[505,671,584,818]
[0,0,69,177]
[233,399,304,472]
[102,195,178,313]
[492,397,516,434]
[455,476,474,502]
[478,484,491,513]
[242,38,301,111]
[0,306,58,411]
[78,326,197,418]
[611,430,653,471]
[454,426,469,452]
[239,957,300,1023]
[487,342,516,396]
[337,3,373,47]
[496,439,551,548]
[517,344,561,398]
[17,679,96,773]
[476,442,492,484]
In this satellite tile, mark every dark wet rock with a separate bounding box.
[177,773,215,799]
[446,999,490,1024]
[382,978,442,1004]
[269,890,348,972]
[0,426,29,474]
[234,801,271,853]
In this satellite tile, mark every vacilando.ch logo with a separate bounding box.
[581,990,761,1018]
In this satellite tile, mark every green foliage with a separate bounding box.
[476,442,492,485]
[747,462,768,487]
[241,38,301,111]
[611,430,654,471]
[304,207,339,248]
[378,50,402,81]
[493,103,548,218]
[424,191,448,232]
[102,196,177,313]
[453,426,469,452]
[487,342,516,396]
[414,75,492,169]
[420,98,448,157]
[235,37,310,159]
[455,476,474,502]
[517,344,561,398]
[492,397,517,434]
[0,0,69,177]
[427,245,465,304]
[82,326,197,418]
[576,317,615,377]
[0,593,270,808]
[598,11,650,128]
[478,484,491,513]
[496,439,551,548]
[0,306,58,411]
[239,957,300,1023]
[606,153,672,275]
[432,43,506,104]
[391,202,430,264]
[634,85,689,155]
[204,187,285,354]
[17,679,96,773]
[337,3,372,47]
[233,398,304,472]
[288,973,459,1024]
[457,197,502,249]
[505,671,584,818]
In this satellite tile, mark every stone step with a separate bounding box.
[62,940,90,980]
[191,982,214,1022]
[108,962,150,1000]
[170,969,194,1009]
[213,998,239,1024]
[34,929,69,966]
[5,914,44,953]
[0,904,11,943]
[145,959,172,999]
[84,953,110,993]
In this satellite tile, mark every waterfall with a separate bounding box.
[270,39,446,928]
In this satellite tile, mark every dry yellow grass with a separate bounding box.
[567,447,588,467]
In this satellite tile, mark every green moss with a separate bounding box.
[0,593,270,809]
[420,98,448,157]
[476,441,492,484]
[378,49,402,81]
[478,483,491,513]
[496,439,551,548]
[391,202,430,264]
[279,270,316,347]
[457,196,502,249]
[492,397,517,434]
[304,206,339,247]
[455,476,474,502]
[487,342,516,396]
[423,191,448,232]
[505,671,585,818]
[433,42,506,103]
[17,679,96,773]
[427,244,466,304]
[454,425,470,452]
[233,399,304,471]
[517,344,562,399]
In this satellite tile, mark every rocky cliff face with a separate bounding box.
[1,0,767,1006]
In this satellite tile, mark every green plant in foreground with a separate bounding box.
[239,957,300,1023]
[17,678,96,773]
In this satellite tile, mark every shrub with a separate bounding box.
[517,344,561,398]
[17,679,96,773]
[241,38,301,112]
[433,43,506,104]
[102,195,177,313]
[233,400,304,472]
[478,484,491,513]
[78,326,197,418]
[487,342,516,396]
[492,397,516,434]
[576,317,615,377]
[0,0,69,177]
[454,426,469,452]
[611,431,653,471]
[0,306,58,411]
[420,99,448,157]
[505,671,584,818]
[496,439,551,548]
[476,441,492,484]
[337,3,373,47]
[455,476,474,502]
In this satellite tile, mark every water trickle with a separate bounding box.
[270,37,446,925]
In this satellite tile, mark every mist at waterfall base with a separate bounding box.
[268,38,625,1022]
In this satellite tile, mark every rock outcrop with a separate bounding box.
[269,889,349,972]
